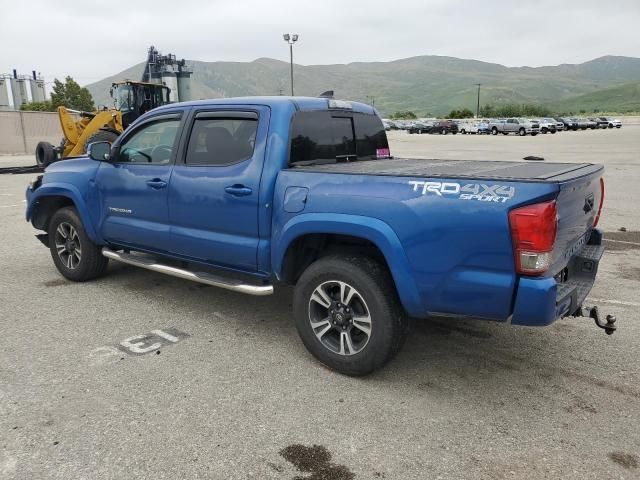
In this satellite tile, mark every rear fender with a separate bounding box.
[272,213,423,317]
[27,183,99,242]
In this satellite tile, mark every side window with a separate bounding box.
[186,117,258,166]
[289,111,356,165]
[353,113,389,158]
[118,118,180,164]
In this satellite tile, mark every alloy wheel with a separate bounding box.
[54,222,82,269]
[308,280,372,356]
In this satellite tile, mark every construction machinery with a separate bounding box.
[35,46,192,167]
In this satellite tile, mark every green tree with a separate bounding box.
[390,111,417,120]
[20,100,55,112]
[447,108,474,119]
[479,103,550,118]
[50,76,95,111]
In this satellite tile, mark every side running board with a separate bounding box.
[102,248,274,296]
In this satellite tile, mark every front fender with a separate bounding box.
[272,213,424,317]
[26,182,99,242]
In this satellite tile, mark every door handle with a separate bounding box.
[146,179,167,189]
[225,185,253,197]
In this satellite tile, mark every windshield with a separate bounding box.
[116,85,134,113]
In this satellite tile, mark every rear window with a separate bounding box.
[289,111,389,165]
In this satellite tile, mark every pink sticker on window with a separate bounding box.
[376,148,390,158]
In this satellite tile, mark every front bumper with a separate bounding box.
[511,229,603,326]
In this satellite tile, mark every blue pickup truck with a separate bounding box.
[26,96,613,375]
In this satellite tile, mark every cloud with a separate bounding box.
[1,0,639,85]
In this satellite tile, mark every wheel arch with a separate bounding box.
[27,184,99,242]
[273,213,423,317]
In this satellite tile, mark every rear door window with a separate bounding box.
[289,111,388,165]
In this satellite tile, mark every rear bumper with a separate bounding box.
[511,229,603,326]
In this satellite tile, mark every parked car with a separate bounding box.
[430,120,458,135]
[459,120,489,134]
[579,118,598,130]
[536,118,557,134]
[25,96,612,376]
[589,117,609,129]
[599,116,622,128]
[407,122,432,134]
[556,117,579,131]
[491,118,540,136]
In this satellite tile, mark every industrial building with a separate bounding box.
[0,70,46,110]
[142,46,192,103]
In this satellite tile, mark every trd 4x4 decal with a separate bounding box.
[408,181,515,203]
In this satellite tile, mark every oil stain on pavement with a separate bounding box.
[608,451,639,470]
[280,444,355,480]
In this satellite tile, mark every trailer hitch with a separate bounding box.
[574,306,617,335]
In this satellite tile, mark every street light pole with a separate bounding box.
[475,83,481,118]
[283,33,299,96]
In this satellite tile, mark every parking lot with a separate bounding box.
[1,126,639,479]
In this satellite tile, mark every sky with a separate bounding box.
[1,0,639,87]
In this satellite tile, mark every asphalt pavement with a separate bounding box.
[1,127,639,479]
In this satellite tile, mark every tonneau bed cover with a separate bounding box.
[289,158,603,183]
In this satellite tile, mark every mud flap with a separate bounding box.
[36,233,49,247]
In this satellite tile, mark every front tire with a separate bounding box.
[519,128,526,136]
[293,255,407,376]
[48,207,108,282]
[491,127,498,135]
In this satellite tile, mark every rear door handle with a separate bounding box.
[146,179,167,189]
[225,185,253,197]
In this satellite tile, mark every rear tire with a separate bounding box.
[293,255,408,376]
[48,207,109,282]
[519,128,526,136]
[35,141,56,167]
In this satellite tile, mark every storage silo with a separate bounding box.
[177,70,192,102]
[10,76,29,108]
[0,77,10,110]
[29,71,46,103]
[161,70,179,103]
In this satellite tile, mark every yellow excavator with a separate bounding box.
[35,80,171,167]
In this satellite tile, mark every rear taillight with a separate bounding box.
[593,177,605,228]
[509,200,558,275]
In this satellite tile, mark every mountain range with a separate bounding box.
[86,55,640,116]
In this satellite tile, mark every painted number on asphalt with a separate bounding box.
[118,328,189,356]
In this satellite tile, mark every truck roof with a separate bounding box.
[153,96,378,115]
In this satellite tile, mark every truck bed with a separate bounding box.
[289,158,602,183]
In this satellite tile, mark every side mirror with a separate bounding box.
[87,141,112,161]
